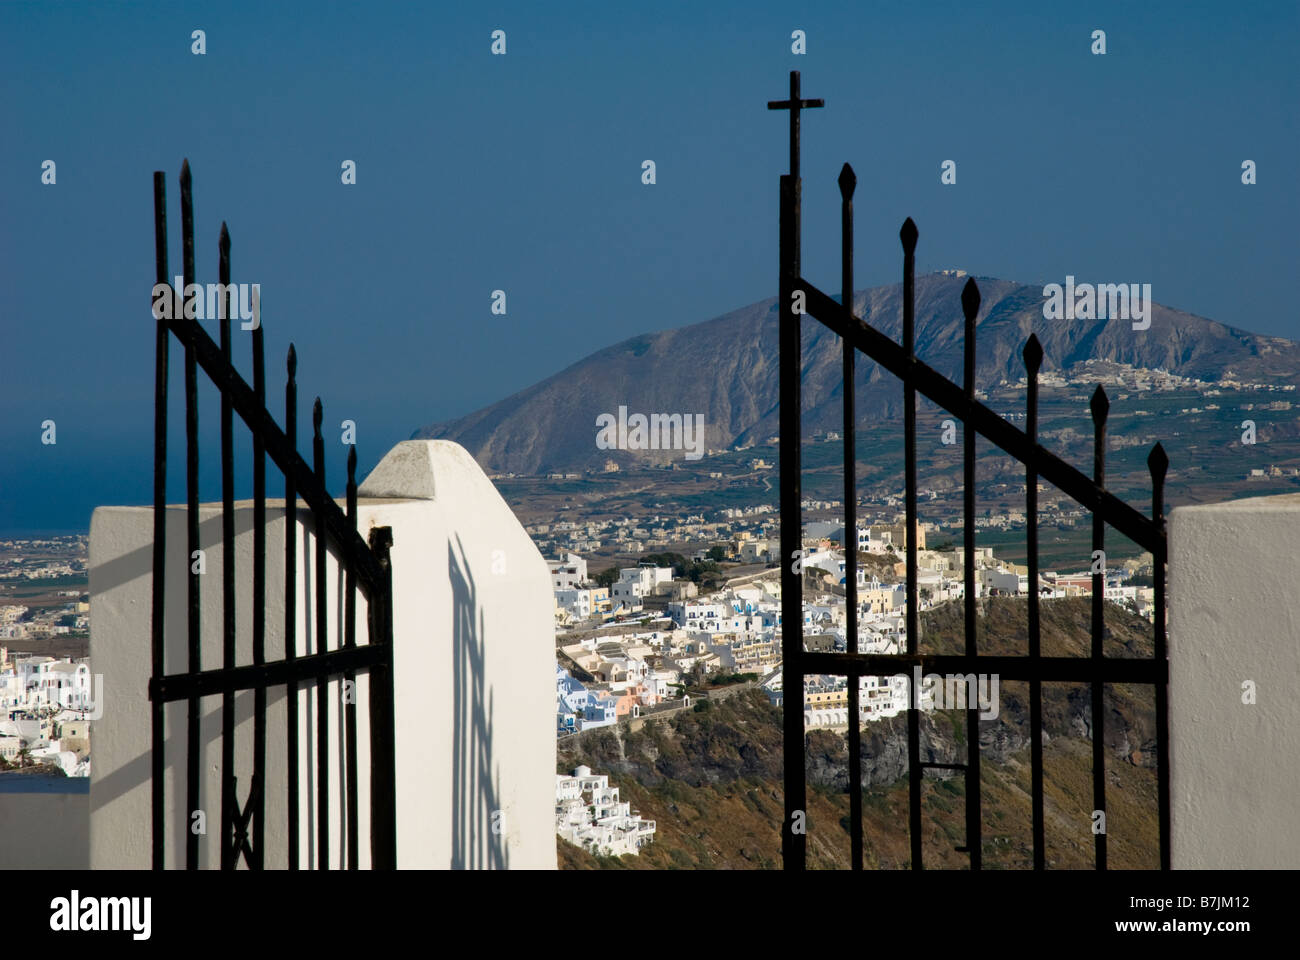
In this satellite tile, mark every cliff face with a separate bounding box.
[559,597,1161,870]
[420,274,1299,475]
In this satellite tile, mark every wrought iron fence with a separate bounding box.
[147,160,397,869]
[771,72,1170,871]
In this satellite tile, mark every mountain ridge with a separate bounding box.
[413,274,1300,475]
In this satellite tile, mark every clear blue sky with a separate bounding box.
[2,0,1296,533]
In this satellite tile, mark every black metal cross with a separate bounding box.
[767,70,823,181]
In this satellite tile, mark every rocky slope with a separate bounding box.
[418,274,1299,475]
[558,596,1161,870]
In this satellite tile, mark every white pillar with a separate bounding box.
[89,440,555,868]
[1169,492,1300,868]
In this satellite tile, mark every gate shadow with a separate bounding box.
[448,533,507,869]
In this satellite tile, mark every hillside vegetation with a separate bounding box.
[558,596,1160,870]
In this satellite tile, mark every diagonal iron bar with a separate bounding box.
[795,279,1162,554]
[155,309,384,593]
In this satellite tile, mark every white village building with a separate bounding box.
[555,765,656,857]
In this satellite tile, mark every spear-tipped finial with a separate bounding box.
[313,397,323,430]
[180,158,191,187]
[1023,334,1043,374]
[1147,442,1169,480]
[1090,385,1109,423]
[838,162,857,198]
[287,343,297,377]
[900,217,918,253]
[961,277,980,323]
[219,221,230,253]
[347,444,357,476]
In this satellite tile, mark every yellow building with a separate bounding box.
[586,587,612,620]
[805,688,849,710]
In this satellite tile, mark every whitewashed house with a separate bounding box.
[555,765,655,857]
[548,553,588,592]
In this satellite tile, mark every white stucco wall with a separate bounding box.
[89,439,555,869]
[1169,492,1300,868]
[0,793,88,868]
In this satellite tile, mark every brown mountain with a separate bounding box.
[413,274,1300,474]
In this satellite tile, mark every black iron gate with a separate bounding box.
[147,161,397,869]
[771,73,1171,870]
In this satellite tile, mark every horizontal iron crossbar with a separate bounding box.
[802,651,1166,684]
[160,311,384,594]
[797,279,1162,554]
[150,643,385,702]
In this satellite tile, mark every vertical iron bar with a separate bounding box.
[901,217,922,871]
[367,526,397,869]
[1024,334,1046,870]
[778,173,805,872]
[1090,386,1109,870]
[767,71,820,872]
[150,170,169,871]
[284,345,299,869]
[788,71,801,183]
[180,159,201,871]
[961,281,980,873]
[345,446,359,870]
[1149,444,1171,869]
[313,399,329,868]
[961,279,982,870]
[218,223,236,870]
[251,292,266,869]
[838,163,862,872]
